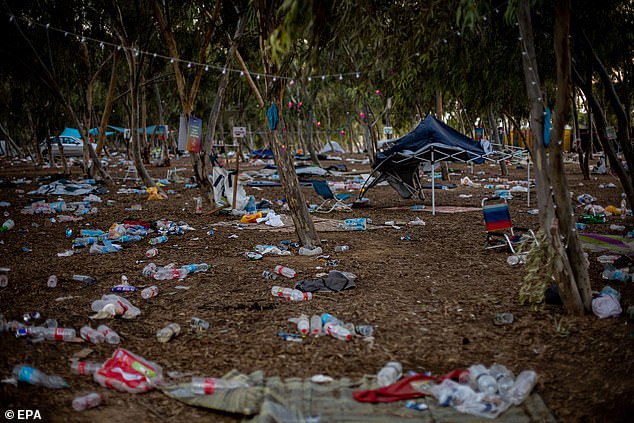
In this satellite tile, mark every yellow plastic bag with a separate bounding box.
[146,187,165,201]
[240,212,262,224]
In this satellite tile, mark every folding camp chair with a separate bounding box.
[482,196,535,254]
[311,180,353,213]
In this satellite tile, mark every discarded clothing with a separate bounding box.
[294,271,357,293]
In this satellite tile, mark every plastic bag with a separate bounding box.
[91,294,141,319]
[592,292,622,319]
[94,349,163,393]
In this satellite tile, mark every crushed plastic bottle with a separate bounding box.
[141,286,159,299]
[322,314,352,341]
[507,370,538,405]
[181,263,209,274]
[274,265,297,278]
[30,327,76,342]
[298,246,323,256]
[80,326,105,344]
[72,392,104,411]
[310,314,323,336]
[47,275,58,288]
[377,362,403,387]
[13,364,69,388]
[152,267,188,281]
[97,325,120,344]
[73,274,97,286]
[156,323,181,343]
[149,235,168,245]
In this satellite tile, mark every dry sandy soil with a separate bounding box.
[0,152,633,422]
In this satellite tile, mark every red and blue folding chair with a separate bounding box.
[482,196,535,253]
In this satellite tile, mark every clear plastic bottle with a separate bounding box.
[149,235,168,245]
[274,265,297,278]
[156,323,181,343]
[142,263,158,277]
[324,321,352,341]
[146,248,159,258]
[190,377,249,395]
[289,289,312,302]
[310,314,323,336]
[489,363,515,395]
[141,286,159,299]
[97,325,120,344]
[182,263,209,273]
[355,325,374,337]
[12,364,69,388]
[152,267,188,281]
[194,197,203,214]
[71,360,103,375]
[468,364,498,394]
[334,245,350,252]
[31,327,76,341]
[295,314,310,335]
[298,246,323,256]
[0,274,7,288]
[80,326,105,344]
[73,274,97,286]
[377,362,403,387]
[271,286,293,299]
[72,392,103,411]
[322,315,351,341]
[47,275,58,288]
[507,370,538,405]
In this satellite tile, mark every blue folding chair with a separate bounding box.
[311,180,353,213]
[482,196,535,253]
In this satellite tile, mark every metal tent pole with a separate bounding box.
[431,150,436,215]
[527,153,531,207]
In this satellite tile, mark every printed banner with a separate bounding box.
[187,116,203,153]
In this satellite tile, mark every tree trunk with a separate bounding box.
[551,0,591,312]
[518,0,585,315]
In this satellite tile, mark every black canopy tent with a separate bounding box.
[359,114,528,214]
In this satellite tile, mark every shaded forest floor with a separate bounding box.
[0,152,633,422]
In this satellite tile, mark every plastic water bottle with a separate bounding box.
[334,245,350,252]
[73,274,97,286]
[195,197,203,214]
[157,323,180,343]
[149,235,168,245]
[295,314,309,335]
[80,326,105,344]
[47,275,58,288]
[72,392,103,411]
[322,315,352,341]
[0,273,8,288]
[190,377,249,395]
[507,370,538,405]
[298,246,323,256]
[274,265,297,278]
[141,286,159,299]
[32,327,76,341]
[377,362,403,387]
[310,315,323,336]
[182,263,209,273]
[13,365,69,388]
[468,364,498,394]
[0,218,15,232]
[152,267,188,280]
[97,325,120,344]
[271,286,293,299]
[146,248,158,258]
[71,360,103,375]
[289,289,312,302]
[355,325,374,337]
[142,263,158,277]
[489,363,515,395]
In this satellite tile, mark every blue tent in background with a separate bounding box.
[60,127,81,138]
[89,128,115,136]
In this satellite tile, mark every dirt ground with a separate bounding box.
[0,151,633,423]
